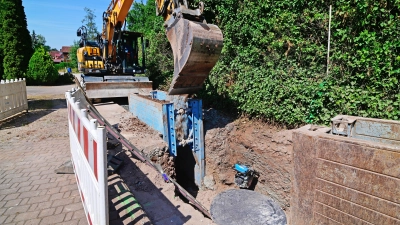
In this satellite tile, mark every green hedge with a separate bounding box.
[128,1,400,126]
[196,0,400,126]
[54,62,71,71]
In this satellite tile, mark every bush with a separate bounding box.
[54,62,76,72]
[26,47,59,85]
[126,1,400,127]
[54,62,67,71]
[198,0,400,127]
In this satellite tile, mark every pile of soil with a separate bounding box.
[116,116,176,178]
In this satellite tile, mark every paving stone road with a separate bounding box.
[0,97,87,225]
[0,85,149,225]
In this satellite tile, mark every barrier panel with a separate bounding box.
[0,78,28,120]
[66,90,108,225]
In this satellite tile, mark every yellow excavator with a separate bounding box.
[76,0,223,98]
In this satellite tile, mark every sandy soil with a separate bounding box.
[201,109,293,214]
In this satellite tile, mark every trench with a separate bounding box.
[174,145,199,199]
[113,97,199,196]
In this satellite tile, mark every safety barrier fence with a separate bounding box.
[66,90,108,225]
[0,78,28,120]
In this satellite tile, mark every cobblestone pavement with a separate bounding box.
[0,98,87,225]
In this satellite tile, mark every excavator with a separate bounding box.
[76,0,223,98]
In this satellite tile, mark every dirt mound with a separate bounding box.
[117,116,176,178]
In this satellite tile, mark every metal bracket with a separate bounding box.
[188,99,204,187]
[163,103,178,156]
[331,115,357,137]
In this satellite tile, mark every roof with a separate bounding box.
[61,46,72,53]
[49,51,61,58]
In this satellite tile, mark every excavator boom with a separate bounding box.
[102,0,134,61]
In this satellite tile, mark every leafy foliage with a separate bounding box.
[54,62,75,72]
[31,30,51,52]
[82,7,99,41]
[196,0,400,126]
[69,41,79,69]
[55,73,75,85]
[26,47,59,85]
[127,0,400,126]
[126,1,173,90]
[0,0,33,80]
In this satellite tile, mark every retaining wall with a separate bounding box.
[292,116,400,224]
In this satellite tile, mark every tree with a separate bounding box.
[82,7,98,41]
[31,30,51,52]
[26,47,58,85]
[0,0,33,80]
[127,0,164,36]
[69,41,79,69]
[127,1,173,89]
[31,30,37,48]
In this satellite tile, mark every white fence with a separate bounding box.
[66,90,109,225]
[0,78,28,120]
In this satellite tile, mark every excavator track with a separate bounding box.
[166,18,223,95]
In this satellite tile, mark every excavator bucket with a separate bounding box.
[166,18,223,95]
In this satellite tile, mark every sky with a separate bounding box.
[23,0,147,50]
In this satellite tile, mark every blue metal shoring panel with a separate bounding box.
[151,90,168,101]
[164,103,178,156]
[130,91,205,187]
[188,99,205,187]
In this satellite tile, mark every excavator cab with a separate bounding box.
[115,31,145,75]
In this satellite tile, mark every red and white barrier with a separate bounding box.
[66,90,108,225]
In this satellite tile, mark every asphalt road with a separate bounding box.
[27,84,76,97]
[27,73,80,97]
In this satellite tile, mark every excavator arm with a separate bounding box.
[102,0,134,61]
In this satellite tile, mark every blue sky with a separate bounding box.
[23,0,147,50]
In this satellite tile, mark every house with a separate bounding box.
[48,46,72,64]
[61,46,71,63]
[49,50,63,64]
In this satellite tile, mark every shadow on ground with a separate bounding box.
[115,150,192,225]
[0,99,67,129]
[108,174,153,225]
